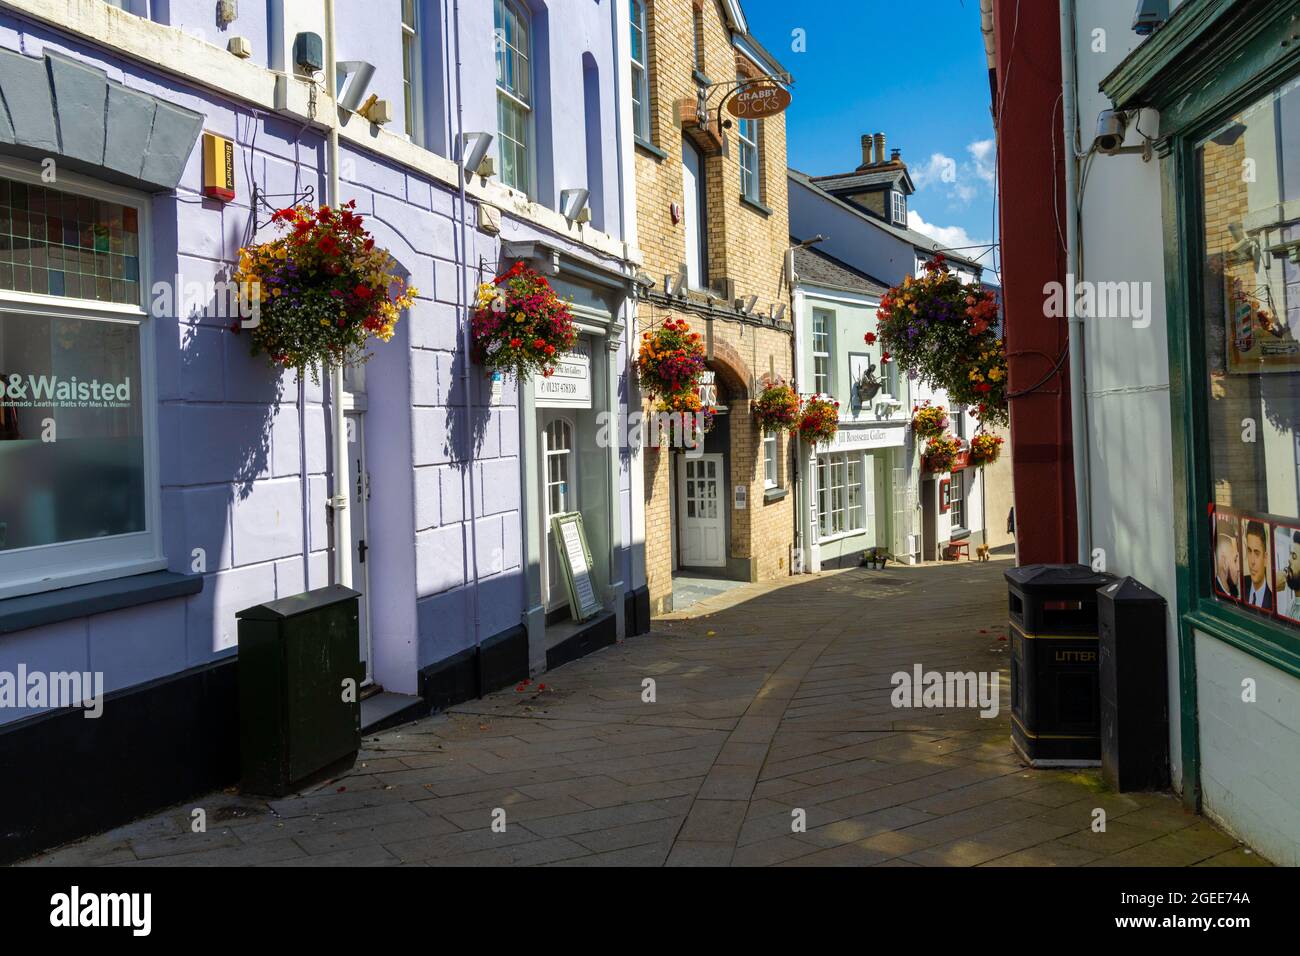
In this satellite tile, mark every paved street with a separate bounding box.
[22,559,1266,867]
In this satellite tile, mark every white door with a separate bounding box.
[677,453,725,567]
[681,140,705,288]
[541,414,577,611]
[345,412,373,683]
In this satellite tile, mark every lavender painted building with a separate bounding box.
[0,0,647,861]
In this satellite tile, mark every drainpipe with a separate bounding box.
[1061,0,1091,566]
[325,0,352,589]
[451,0,482,651]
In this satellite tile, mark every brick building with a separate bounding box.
[629,0,795,613]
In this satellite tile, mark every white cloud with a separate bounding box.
[910,139,996,205]
[907,210,979,250]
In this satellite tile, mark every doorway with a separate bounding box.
[677,452,725,568]
[345,410,373,684]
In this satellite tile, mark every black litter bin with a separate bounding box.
[1098,577,1170,791]
[237,585,363,796]
[1005,564,1116,767]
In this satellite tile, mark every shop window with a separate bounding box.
[0,171,158,598]
[630,0,651,144]
[494,0,532,195]
[817,452,866,540]
[544,418,574,517]
[812,308,833,395]
[1198,77,1300,626]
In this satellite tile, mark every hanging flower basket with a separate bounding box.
[798,394,840,444]
[234,201,416,380]
[638,318,706,399]
[923,433,962,472]
[472,262,578,381]
[911,401,950,439]
[877,255,1009,427]
[655,390,716,436]
[969,431,1005,467]
[752,379,801,432]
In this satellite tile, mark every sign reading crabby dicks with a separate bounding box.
[550,512,603,622]
[726,82,792,120]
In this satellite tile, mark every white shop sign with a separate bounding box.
[535,342,592,408]
[820,425,906,452]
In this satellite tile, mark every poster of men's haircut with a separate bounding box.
[1273,523,1300,624]
[1240,516,1275,613]
[1212,509,1243,603]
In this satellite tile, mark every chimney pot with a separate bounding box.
[891,148,902,164]
[873,133,886,166]
[861,134,874,168]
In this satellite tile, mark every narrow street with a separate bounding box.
[24,560,1263,868]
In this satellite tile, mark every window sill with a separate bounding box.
[764,486,788,503]
[635,137,668,161]
[816,528,868,546]
[740,194,772,217]
[0,571,204,636]
[1184,601,1300,682]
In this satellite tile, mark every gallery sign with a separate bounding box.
[820,424,906,452]
[727,82,791,120]
[535,342,591,408]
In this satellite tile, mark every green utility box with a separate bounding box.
[237,585,363,796]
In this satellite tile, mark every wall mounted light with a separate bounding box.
[737,294,758,315]
[335,60,377,112]
[666,266,687,298]
[770,303,787,321]
[292,32,323,75]
[560,188,590,224]
[1132,0,1169,36]
[461,132,495,181]
[358,94,394,126]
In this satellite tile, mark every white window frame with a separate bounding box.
[0,158,162,599]
[892,190,907,225]
[817,452,867,542]
[402,0,423,144]
[949,471,966,530]
[630,0,651,143]
[739,117,759,202]
[494,0,534,196]
[763,432,777,489]
[812,308,833,396]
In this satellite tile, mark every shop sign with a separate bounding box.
[535,342,591,408]
[727,83,792,120]
[550,512,602,622]
[822,425,905,452]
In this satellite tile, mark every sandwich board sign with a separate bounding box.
[550,512,602,622]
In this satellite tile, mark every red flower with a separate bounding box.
[864,332,877,345]
[353,284,374,300]
[881,351,891,363]
[976,383,992,393]
[509,337,522,347]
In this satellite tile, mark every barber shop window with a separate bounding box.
[1198,76,1300,628]
[0,171,158,598]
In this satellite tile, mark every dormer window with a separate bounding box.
[891,190,907,225]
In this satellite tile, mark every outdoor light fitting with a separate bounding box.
[335,59,376,112]
[461,132,495,181]
[560,188,590,224]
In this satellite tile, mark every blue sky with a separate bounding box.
[742,0,998,274]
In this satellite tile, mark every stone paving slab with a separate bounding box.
[17,559,1269,867]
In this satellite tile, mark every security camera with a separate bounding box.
[1095,109,1128,154]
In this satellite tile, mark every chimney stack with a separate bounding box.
[860,134,874,168]
[873,133,886,166]
[891,148,902,165]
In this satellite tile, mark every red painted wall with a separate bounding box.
[992,0,1077,565]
